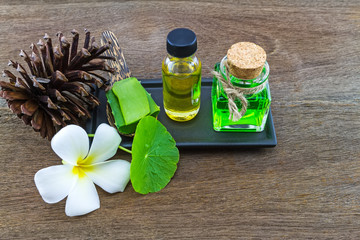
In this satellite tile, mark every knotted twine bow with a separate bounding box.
[212,59,268,122]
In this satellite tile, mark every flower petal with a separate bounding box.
[82,123,121,165]
[65,175,100,217]
[34,165,77,204]
[85,160,130,193]
[51,125,89,165]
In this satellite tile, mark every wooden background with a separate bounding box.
[0,0,359,239]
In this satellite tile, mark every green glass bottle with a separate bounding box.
[212,46,271,132]
[162,28,201,122]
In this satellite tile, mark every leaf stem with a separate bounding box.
[118,145,132,154]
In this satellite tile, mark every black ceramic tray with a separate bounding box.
[86,78,277,148]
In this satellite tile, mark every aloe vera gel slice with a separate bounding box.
[147,92,160,118]
[106,77,160,135]
[106,90,137,135]
[112,77,150,125]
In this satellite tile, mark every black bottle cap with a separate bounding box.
[166,28,197,58]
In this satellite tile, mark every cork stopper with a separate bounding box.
[227,42,266,79]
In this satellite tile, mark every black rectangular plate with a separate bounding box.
[86,78,277,148]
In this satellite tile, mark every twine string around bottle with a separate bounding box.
[212,59,268,122]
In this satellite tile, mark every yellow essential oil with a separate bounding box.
[162,56,201,121]
[162,28,201,122]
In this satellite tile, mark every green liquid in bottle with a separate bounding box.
[211,62,271,132]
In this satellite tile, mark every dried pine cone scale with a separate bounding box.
[0,29,115,140]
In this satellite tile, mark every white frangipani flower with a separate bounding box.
[34,123,130,217]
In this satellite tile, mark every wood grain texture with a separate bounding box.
[0,0,359,239]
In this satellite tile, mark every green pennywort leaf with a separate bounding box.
[130,116,179,194]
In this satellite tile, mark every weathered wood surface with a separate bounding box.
[0,0,359,239]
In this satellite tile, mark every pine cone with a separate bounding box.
[0,29,115,140]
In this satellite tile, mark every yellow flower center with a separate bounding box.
[77,155,93,166]
[72,165,94,178]
[72,166,86,178]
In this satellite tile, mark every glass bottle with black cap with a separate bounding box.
[162,28,201,122]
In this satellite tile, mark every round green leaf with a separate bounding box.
[130,116,179,194]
